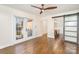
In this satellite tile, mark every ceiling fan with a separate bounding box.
[31,4,57,14]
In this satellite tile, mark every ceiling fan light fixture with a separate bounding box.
[42,10,44,12]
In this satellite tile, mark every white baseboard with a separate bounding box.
[0,34,42,49]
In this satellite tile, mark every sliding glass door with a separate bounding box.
[64,14,77,53]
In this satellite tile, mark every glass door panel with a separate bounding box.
[64,14,77,54]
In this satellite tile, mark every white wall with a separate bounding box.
[0,5,44,49]
[32,16,44,36]
[47,18,54,38]
[38,17,48,34]
[42,17,54,38]
[0,13,13,47]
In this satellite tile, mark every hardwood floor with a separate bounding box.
[0,34,48,54]
[0,34,77,54]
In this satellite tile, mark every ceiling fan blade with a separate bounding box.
[31,5,42,10]
[40,10,43,14]
[44,6,57,10]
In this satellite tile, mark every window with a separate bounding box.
[16,16,24,40]
[26,20,32,37]
[16,16,33,40]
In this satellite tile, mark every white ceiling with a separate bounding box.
[3,4,79,16]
